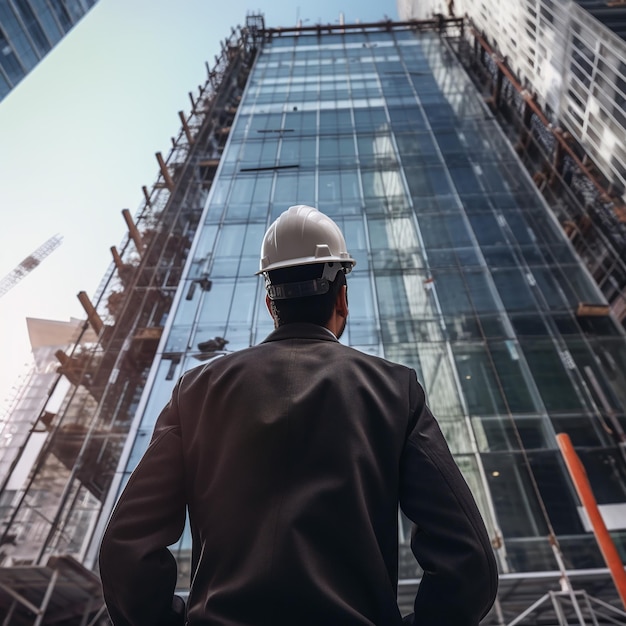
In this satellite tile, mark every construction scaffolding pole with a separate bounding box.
[556,433,626,609]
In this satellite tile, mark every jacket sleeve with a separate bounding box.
[399,379,498,626]
[99,381,187,626]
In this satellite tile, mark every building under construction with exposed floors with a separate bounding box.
[0,11,625,626]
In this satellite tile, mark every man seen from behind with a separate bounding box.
[99,204,498,625]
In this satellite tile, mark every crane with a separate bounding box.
[0,234,63,298]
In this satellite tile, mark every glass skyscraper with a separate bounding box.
[398,0,626,218]
[1,14,625,624]
[0,0,99,102]
[113,15,626,614]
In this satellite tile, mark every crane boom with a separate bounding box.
[0,234,63,298]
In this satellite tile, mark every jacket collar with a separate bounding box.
[261,323,338,344]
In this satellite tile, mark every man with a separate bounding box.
[99,205,498,625]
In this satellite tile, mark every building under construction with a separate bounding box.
[0,12,625,626]
[399,0,626,328]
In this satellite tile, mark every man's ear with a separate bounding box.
[336,285,348,320]
[265,294,274,318]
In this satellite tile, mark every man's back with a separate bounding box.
[100,204,497,626]
[100,323,497,626]
[181,323,415,624]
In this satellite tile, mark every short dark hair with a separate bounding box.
[267,263,346,327]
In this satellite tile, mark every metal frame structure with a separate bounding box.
[450,19,626,626]
[0,556,104,626]
[0,235,63,299]
[507,589,626,626]
[0,14,261,621]
[456,22,626,332]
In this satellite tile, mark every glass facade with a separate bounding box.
[0,0,98,101]
[114,25,626,592]
[400,0,626,208]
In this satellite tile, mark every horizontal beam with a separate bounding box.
[261,17,464,36]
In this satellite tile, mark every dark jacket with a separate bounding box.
[99,323,497,625]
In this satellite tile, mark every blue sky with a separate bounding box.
[0,0,399,408]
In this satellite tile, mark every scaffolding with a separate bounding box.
[0,556,104,626]
[448,19,626,626]
[0,14,262,624]
[455,26,626,331]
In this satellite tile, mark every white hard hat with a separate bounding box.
[257,205,355,275]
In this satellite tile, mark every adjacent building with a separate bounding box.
[0,0,99,102]
[399,0,626,405]
[0,317,97,518]
[398,0,626,206]
[0,12,625,625]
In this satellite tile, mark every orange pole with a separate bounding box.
[122,209,145,254]
[178,111,194,145]
[110,246,124,271]
[142,185,151,205]
[77,291,104,336]
[155,152,175,191]
[556,433,626,608]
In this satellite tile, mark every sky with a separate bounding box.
[0,0,399,412]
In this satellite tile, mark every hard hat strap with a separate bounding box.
[265,262,350,301]
[267,278,330,300]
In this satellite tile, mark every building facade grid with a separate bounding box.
[398,0,626,198]
[114,26,626,589]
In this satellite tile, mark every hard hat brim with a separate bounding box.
[256,256,356,275]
